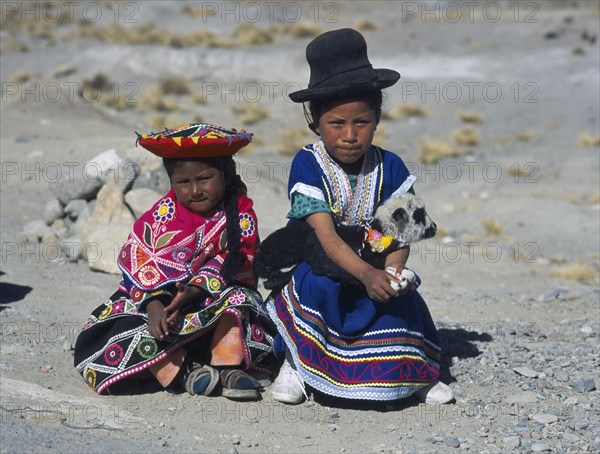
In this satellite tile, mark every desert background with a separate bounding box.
[1,1,599,453]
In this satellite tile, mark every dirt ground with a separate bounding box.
[1,1,599,453]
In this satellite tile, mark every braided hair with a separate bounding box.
[163,156,246,284]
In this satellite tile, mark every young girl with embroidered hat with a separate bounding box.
[266,28,454,405]
[74,123,275,399]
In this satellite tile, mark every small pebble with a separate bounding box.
[513,366,539,378]
[530,442,552,452]
[529,413,558,424]
[444,436,460,448]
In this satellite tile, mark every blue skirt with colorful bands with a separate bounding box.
[266,262,441,401]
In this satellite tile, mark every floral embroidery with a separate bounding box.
[98,305,112,320]
[172,247,192,264]
[104,343,124,366]
[229,290,246,305]
[239,213,255,237]
[251,323,264,342]
[111,301,125,313]
[153,198,175,223]
[138,265,160,287]
[85,369,97,389]
[136,338,158,359]
[208,278,221,292]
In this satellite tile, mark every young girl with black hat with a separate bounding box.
[265,29,454,405]
[74,124,274,399]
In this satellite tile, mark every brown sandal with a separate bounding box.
[220,369,261,400]
[183,364,220,396]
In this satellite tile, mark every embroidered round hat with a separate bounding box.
[289,28,400,103]
[136,123,253,158]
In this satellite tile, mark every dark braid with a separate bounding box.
[163,156,246,284]
[220,157,246,284]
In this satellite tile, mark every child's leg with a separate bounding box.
[209,312,243,366]
[147,348,187,387]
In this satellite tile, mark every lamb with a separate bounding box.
[255,192,436,291]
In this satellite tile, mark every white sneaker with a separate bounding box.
[414,381,454,404]
[271,358,306,405]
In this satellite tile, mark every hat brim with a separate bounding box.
[136,123,252,158]
[289,68,400,103]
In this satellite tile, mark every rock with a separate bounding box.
[529,413,558,424]
[554,370,569,382]
[568,419,589,431]
[125,146,163,172]
[569,379,596,392]
[49,218,68,239]
[514,366,539,378]
[60,236,83,262]
[564,396,578,404]
[64,199,88,220]
[49,165,103,205]
[125,188,162,219]
[537,288,568,302]
[505,391,541,405]
[43,199,63,225]
[68,203,91,235]
[83,224,131,274]
[131,167,170,195]
[62,340,73,351]
[21,220,51,243]
[502,436,521,450]
[80,184,135,274]
[580,326,593,334]
[444,436,460,448]
[530,442,552,452]
[85,149,139,192]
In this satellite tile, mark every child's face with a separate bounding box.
[316,99,379,164]
[169,160,226,217]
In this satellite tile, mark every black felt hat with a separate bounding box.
[289,28,400,103]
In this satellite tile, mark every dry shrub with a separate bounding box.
[181,4,217,18]
[159,76,190,95]
[234,23,274,46]
[231,103,270,126]
[498,136,512,148]
[417,137,463,164]
[506,165,527,179]
[458,110,485,123]
[11,71,34,84]
[516,130,535,142]
[193,93,207,104]
[276,129,313,155]
[355,20,378,31]
[145,114,187,131]
[567,192,600,205]
[550,262,598,283]
[383,103,431,120]
[52,64,76,78]
[183,30,234,48]
[101,94,135,111]
[281,22,323,38]
[577,132,600,147]
[434,225,450,238]
[139,86,180,112]
[453,125,480,146]
[481,217,503,236]
[7,39,28,53]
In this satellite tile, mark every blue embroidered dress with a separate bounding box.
[266,140,441,401]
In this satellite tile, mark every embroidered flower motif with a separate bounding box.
[136,338,158,359]
[208,278,221,292]
[85,369,97,389]
[131,288,145,302]
[251,323,264,342]
[138,265,160,287]
[111,301,125,313]
[153,198,175,223]
[229,290,246,305]
[239,213,255,237]
[104,343,124,366]
[98,305,113,320]
[172,247,192,264]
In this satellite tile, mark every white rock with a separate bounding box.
[21,220,50,243]
[513,366,539,378]
[529,413,558,424]
[125,188,162,219]
[83,224,131,274]
[43,199,63,225]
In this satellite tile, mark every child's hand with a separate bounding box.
[147,300,170,340]
[163,283,205,325]
[361,266,399,302]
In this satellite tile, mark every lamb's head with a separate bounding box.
[372,193,437,244]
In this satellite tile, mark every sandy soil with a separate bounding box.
[1,1,599,453]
